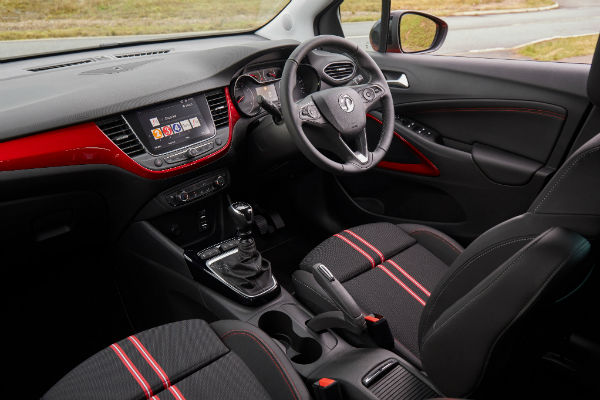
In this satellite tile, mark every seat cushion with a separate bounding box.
[43,319,310,400]
[295,222,462,365]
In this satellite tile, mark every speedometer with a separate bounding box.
[233,76,259,117]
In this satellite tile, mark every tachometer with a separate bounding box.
[233,76,259,116]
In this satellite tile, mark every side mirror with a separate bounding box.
[369,11,448,54]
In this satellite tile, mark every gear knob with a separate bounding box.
[229,202,254,234]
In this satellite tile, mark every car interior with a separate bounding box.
[2,0,600,399]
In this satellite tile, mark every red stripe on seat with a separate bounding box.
[343,230,385,263]
[386,260,431,297]
[168,386,187,400]
[377,265,426,306]
[110,343,156,400]
[128,336,172,389]
[334,233,375,268]
[128,335,186,400]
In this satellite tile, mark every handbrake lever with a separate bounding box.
[306,264,366,334]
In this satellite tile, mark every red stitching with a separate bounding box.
[410,229,461,254]
[416,107,565,120]
[343,230,385,263]
[334,233,375,267]
[220,330,300,400]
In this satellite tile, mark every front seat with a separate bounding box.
[293,115,600,396]
[43,319,311,400]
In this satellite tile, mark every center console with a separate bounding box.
[185,201,280,305]
[119,169,442,400]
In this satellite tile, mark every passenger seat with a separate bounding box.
[42,319,311,400]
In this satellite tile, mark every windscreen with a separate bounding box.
[0,0,290,60]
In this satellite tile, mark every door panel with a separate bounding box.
[337,54,591,244]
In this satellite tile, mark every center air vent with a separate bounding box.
[206,89,229,129]
[114,49,171,58]
[97,115,146,157]
[324,61,356,81]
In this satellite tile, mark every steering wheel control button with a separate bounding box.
[362,88,375,102]
[300,104,321,121]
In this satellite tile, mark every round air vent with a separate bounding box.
[323,61,356,82]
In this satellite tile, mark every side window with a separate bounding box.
[342,0,599,64]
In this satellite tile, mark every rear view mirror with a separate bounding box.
[370,11,447,54]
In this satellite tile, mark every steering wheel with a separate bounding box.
[280,35,395,174]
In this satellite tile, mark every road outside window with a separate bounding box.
[342,0,600,63]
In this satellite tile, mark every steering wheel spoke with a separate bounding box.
[315,127,370,166]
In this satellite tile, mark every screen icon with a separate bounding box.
[181,119,192,131]
[161,125,174,136]
[171,122,183,134]
[151,128,163,139]
[150,117,160,127]
[190,117,201,128]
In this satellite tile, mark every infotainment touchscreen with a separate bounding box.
[132,97,214,155]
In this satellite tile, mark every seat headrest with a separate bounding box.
[587,35,600,106]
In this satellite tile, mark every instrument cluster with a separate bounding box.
[232,63,320,117]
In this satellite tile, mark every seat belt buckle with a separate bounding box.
[312,378,342,400]
[365,314,394,349]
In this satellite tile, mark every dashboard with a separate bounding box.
[0,37,360,180]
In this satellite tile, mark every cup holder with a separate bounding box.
[258,310,322,364]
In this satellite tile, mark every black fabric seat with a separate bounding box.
[43,319,311,400]
[294,222,462,365]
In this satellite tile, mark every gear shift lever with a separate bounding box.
[228,202,257,260]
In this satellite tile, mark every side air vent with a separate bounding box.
[206,89,229,129]
[28,59,94,72]
[97,115,146,157]
[323,61,356,81]
[114,49,171,58]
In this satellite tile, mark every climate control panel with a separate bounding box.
[163,169,229,208]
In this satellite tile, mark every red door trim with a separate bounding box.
[367,114,439,177]
[0,88,240,179]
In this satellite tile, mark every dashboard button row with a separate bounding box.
[164,141,214,164]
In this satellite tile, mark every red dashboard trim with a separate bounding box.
[0,87,239,179]
[367,114,439,177]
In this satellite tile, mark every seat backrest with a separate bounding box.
[419,129,600,342]
[417,106,600,396]
[419,227,590,397]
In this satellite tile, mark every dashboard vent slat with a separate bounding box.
[324,61,356,81]
[28,59,94,72]
[206,89,230,129]
[97,116,146,157]
[114,49,171,58]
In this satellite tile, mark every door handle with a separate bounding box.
[387,73,409,88]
